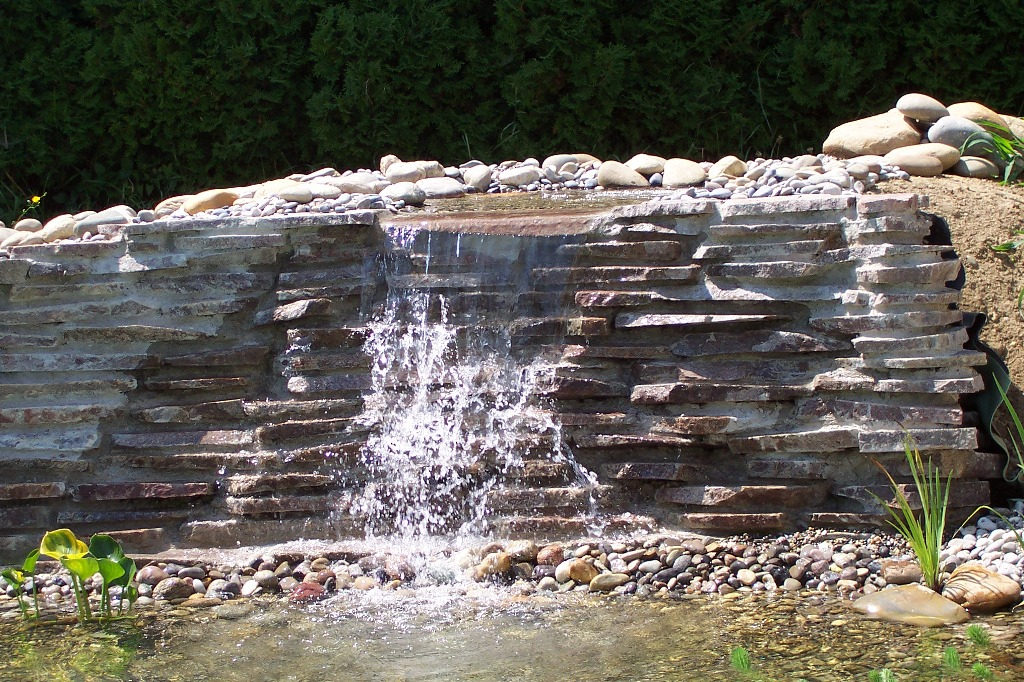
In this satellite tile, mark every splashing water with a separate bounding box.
[351,227,594,540]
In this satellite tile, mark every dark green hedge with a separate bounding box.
[3,0,1024,219]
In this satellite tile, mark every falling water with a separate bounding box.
[351,226,594,540]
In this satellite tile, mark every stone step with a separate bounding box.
[707,222,842,240]
[556,240,684,262]
[657,483,829,508]
[671,330,851,356]
[174,233,287,252]
[602,461,724,482]
[0,404,117,426]
[541,376,630,399]
[794,397,963,426]
[486,486,593,514]
[650,415,737,435]
[857,261,961,285]
[286,327,369,351]
[62,325,217,344]
[241,398,363,421]
[256,418,361,444]
[277,284,367,303]
[727,429,860,454]
[143,376,252,392]
[638,359,817,384]
[616,312,787,330]
[632,382,811,405]
[111,430,254,450]
[0,426,100,452]
[833,480,989,511]
[157,346,269,368]
[56,508,191,526]
[286,374,372,395]
[705,261,830,279]
[572,433,701,450]
[679,512,789,532]
[532,265,700,286]
[858,428,978,453]
[280,351,369,373]
[225,493,337,516]
[225,473,333,496]
[254,298,332,326]
[107,452,278,471]
[693,240,829,260]
[467,459,575,483]
[74,482,215,502]
[809,310,963,334]
[511,317,611,337]
[0,482,66,501]
[862,351,987,370]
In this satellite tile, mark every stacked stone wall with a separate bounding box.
[0,193,995,559]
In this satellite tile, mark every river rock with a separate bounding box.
[498,166,543,187]
[153,577,194,601]
[542,154,579,171]
[662,158,706,186]
[589,572,630,592]
[822,109,921,157]
[0,230,41,248]
[462,165,493,191]
[882,144,955,176]
[895,93,948,122]
[851,583,969,626]
[537,544,564,566]
[506,540,539,563]
[1001,114,1024,140]
[329,172,389,194]
[306,182,342,200]
[253,569,279,590]
[568,559,600,584]
[154,195,190,218]
[386,161,428,183]
[880,558,923,585]
[13,218,42,232]
[39,214,76,242]
[416,176,466,198]
[381,181,426,206]
[76,205,136,231]
[941,563,1022,612]
[951,156,1001,179]
[709,155,747,178]
[182,188,240,214]
[277,184,314,203]
[379,154,400,174]
[137,565,170,586]
[947,101,1005,129]
[625,153,666,175]
[352,576,377,590]
[473,551,512,580]
[597,160,648,187]
[289,581,326,603]
[927,115,990,150]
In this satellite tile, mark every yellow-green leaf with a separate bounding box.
[40,529,89,560]
[62,556,99,581]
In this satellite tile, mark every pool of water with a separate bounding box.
[3,590,1023,681]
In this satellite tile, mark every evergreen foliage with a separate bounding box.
[3,1,1024,218]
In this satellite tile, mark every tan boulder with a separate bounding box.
[1,230,43,248]
[13,218,42,232]
[625,153,666,175]
[822,109,922,158]
[182,188,241,215]
[39,214,77,242]
[596,160,648,187]
[708,155,747,178]
[662,158,707,187]
[941,563,1022,612]
[154,195,191,218]
[1000,114,1024,140]
[379,154,400,174]
[567,559,599,584]
[0,226,16,242]
[883,142,959,176]
[254,178,304,200]
[947,102,1005,130]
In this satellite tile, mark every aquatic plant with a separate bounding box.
[971,662,995,680]
[38,528,131,621]
[961,120,1024,184]
[729,646,752,673]
[942,646,963,674]
[868,669,897,682]
[0,549,39,620]
[965,624,991,648]
[872,436,950,591]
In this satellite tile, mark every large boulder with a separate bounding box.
[947,101,1005,130]
[708,155,747,178]
[951,156,1001,179]
[941,563,1022,612]
[883,143,959,176]
[596,161,648,187]
[927,115,991,151]
[662,158,706,187]
[822,109,921,157]
[182,188,240,215]
[625,153,666,175]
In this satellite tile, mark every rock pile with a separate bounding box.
[4,521,1023,620]
[823,92,1023,179]
[0,148,913,254]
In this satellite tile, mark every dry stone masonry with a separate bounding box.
[0,188,998,560]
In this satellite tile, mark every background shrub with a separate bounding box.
[2,0,1023,219]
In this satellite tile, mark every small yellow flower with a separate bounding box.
[30,195,40,203]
